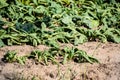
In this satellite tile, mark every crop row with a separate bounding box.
[0,0,120,64]
[4,47,99,65]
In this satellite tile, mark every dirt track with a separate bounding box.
[0,42,120,80]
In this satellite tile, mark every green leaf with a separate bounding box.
[0,0,8,8]
[62,15,74,25]
[17,56,26,65]
[4,50,17,62]
[63,53,68,64]
[34,6,45,14]
[33,0,38,5]
[0,30,6,38]
[74,35,87,45]
[76,50,99,63]
[0,39,5,47]
[104,28,120,43]
[83,18,99,29]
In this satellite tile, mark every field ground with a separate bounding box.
[0,42,120,80]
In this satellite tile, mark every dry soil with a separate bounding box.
[0,42,120,80]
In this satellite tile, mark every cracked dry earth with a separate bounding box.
[0,42,120,80]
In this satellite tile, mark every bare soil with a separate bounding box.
[0,42,120,80]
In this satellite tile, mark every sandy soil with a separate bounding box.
[0,42,120,80]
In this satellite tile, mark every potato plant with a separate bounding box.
[0,0,120,64]
[3,47,99,65]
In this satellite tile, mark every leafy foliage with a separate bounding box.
[3,47,99,65]
[0,0,120,64]
[0,0,8,8]
[3,50,27,65]
[61,47,99,64]
[0,0,119,47]
[4,50,17,62]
